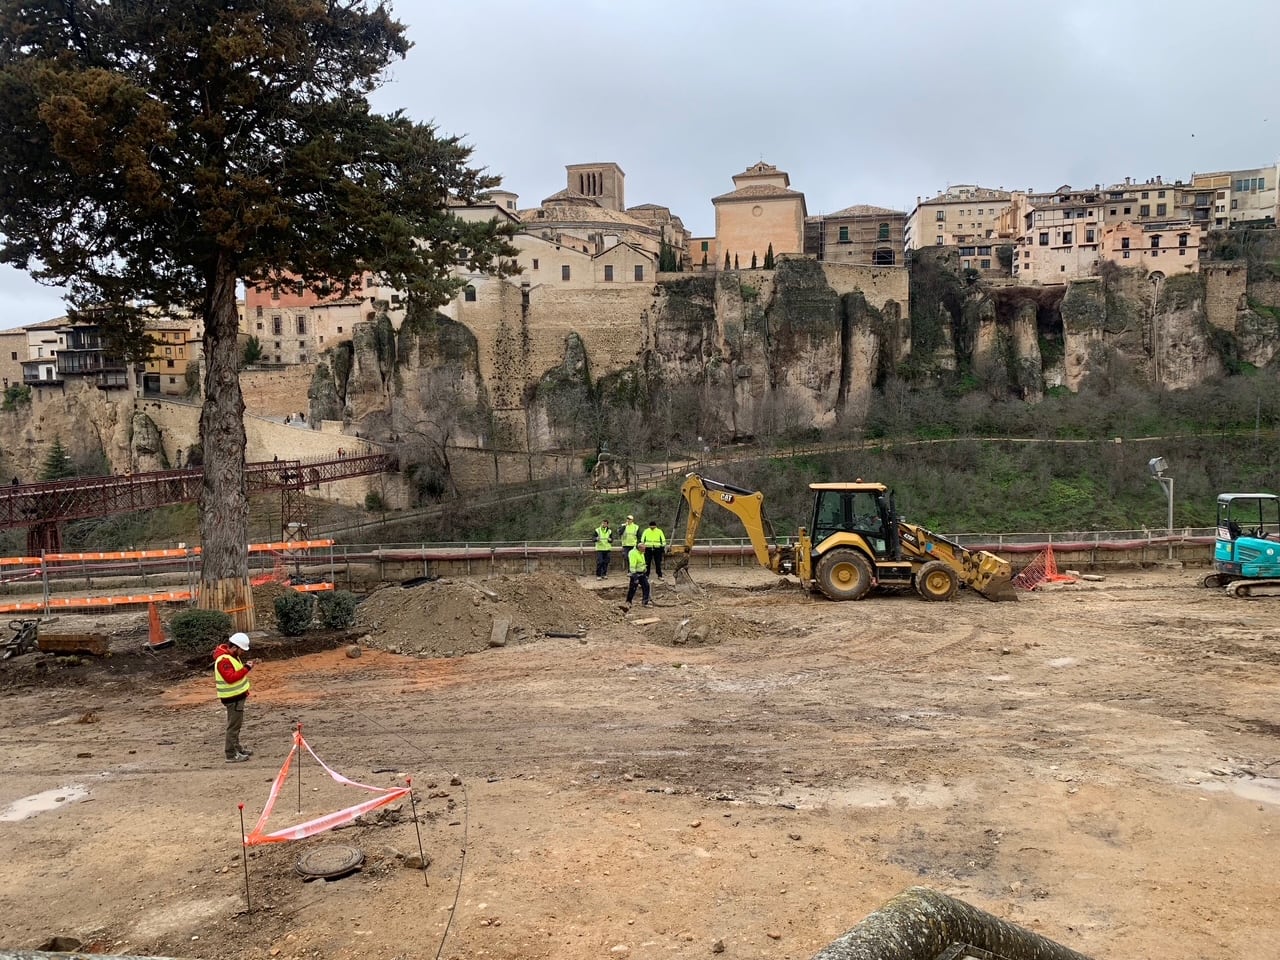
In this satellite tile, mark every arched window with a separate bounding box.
[464,285,477,302]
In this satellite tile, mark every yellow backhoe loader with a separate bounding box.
[667,473,1016,602]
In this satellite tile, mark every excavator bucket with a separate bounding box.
[977,573,1018,602]
[668,553,702,596]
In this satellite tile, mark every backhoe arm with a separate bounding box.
[668,474,782,574]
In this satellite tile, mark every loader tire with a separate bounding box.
[816,549,873,601]
[915,560,959,601]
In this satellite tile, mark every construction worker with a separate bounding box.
[641,520,668,578]
[625,542,652,608]
[594,519,613,579]
[213,632,254,763]
[620,514,640,553]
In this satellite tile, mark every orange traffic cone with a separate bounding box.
[147,602,174,650]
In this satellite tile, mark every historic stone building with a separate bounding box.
[712,161,807,267]
[805,204,906,266]
[905,185,1013,251]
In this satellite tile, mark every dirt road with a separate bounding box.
[0,567,1277,960]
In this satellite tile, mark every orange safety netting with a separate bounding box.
[1011,545,1076,591]
[244,728,409,846]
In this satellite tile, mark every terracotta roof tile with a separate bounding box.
[712,183,803,203]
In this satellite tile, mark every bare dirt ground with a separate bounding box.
[1,566,1278,960]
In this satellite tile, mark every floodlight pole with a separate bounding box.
[1154,474,1174,560]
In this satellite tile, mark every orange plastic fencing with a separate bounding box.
[0,582,332,614]
[244,729,409,846]
[1011,545,1077,591]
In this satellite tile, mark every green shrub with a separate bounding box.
[274,592,315,636]
[171,609,234,652]
[316,590,358,629]
[364,490,386,512]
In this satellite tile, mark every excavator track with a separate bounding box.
[1225,579,1280,598]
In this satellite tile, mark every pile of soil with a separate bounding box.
[354,572,625,656]
[251,582,295,631]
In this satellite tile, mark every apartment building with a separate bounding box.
[904,185,1013,251]
[1011,186,1105,283]
[1100,220,1201,275]
[242,276,404,365]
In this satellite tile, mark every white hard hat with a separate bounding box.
[229,632,250,651]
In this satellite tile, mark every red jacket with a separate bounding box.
[213,643,251,687]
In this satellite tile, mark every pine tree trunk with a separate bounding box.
[196,255,255,631]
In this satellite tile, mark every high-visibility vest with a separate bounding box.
[214,653,251,700]
[641,526,666,548]
[628,546,648,574]
[621,522,639,547]
[594,526,612,550]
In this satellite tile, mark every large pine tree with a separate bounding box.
[0,0,515,626]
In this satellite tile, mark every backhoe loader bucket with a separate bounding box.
[668,552,702,596]
[977,573,1018,602]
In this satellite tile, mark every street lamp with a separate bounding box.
[1148,456,1174,560]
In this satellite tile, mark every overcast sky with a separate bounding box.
[2,0,1276,328]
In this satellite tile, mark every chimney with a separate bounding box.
[1156,175,1162,184]
[1125,176,1131,186]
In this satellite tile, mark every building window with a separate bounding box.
[464,285,477,301]
[164,346,172,356]
[935,210,945,221]
[700,241,709,252]
[300,354,307,363]
[166,359,175,368]
[561,265,571,281]
[1231,199,1238,209]
[1141,191,1149,200]
[634,265,644,282]
[1158,190,1166,198]
[1085,229,1095,243]
[1150,235,1161,249]
[838,226,850,243]
[1156,203,1167,216]
[296,316,306,334]
[337,326,343,333]
[274,341,281,349]
[1038,232,1049,246]
[1124,206,1132,215]
[1179,248,1187,256]
[1139,204,1150,217]
[1062,231,1073,245]
[256,322,263,330]
[980,259,991,269]
[604,265,614,282]
[1178,233,1189,247]
[9,352,15,361]
[872,248,895,266]
[935,236,943,245]
[1109,208,1117,216]
[532,258,539,270]
[255,306,263,318]
[977,245,991,256]
[878,222,890,240]
[272,316,282,335]
[1121,237,1130,249]
[960,246,976,256]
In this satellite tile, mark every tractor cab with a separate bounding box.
[1214,493,1280,580]
[809,482,899,559]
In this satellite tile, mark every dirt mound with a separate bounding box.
[354,572,625,656]
[251,582,295,631]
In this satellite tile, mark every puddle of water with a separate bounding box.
[1201,777,1280,806]
[0,785,89,822]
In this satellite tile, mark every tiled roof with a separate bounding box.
[712,183,803,203]
[920,187,1012,205]
[540,188,599,206]
[822,204,905,218]
[519,203,649,229]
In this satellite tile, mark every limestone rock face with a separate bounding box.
[129,412,168,473]
[308,358,344,424]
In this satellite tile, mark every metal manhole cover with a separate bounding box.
[294,843,365,879]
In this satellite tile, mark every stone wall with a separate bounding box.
[240,366,317,418]
[1203,263,1249,331]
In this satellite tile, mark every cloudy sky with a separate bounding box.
[2,0,1276,326]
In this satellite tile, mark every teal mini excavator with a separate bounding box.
[1205,493,1280,597]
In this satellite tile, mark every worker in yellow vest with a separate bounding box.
[640,520,667,578]
[620,515,639,552]
[213,632,254,763]
[594,520,613,579]
[625,544,652,608]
